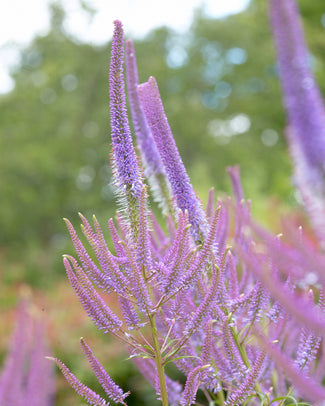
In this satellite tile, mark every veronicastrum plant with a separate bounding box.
[53,0,325,405]
[0,298,55,405]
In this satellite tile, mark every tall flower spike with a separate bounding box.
[125,39,173,216]
[120,239,153,313]
[137,76,207,242]
[109,20,143,238]
[80,338,129,404]
[64,217,111,290]
[225,351,266,406]
[0,299,55,406]
[136,186,152,272]
[180,365,210,406]
[51,358,109,406]
[184,264,220,337]
[25,320,55,406]
[63,256,123,333]
[269,0,325,239]
[0,300,31,405]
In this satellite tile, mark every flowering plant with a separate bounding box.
[0,297,54,405]
[54,0,325,405]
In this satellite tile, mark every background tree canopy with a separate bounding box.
[2,0,325,286]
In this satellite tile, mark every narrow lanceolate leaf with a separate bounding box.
[80,338,129,404]
[162,210,191,294]
[64,256,123,333]
[225,351,266,406]
[137,76,207,242]
[109,20,142,197]
[51,358,109,406]
[269,0,325,239]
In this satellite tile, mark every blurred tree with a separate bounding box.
[1,0,325,285]
[0,3,114,284]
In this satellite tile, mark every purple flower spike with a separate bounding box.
[225,351,266,406]
[0,300,31,405]
[257,332,325,403]
[180,365,210,406]
[270,0,325,238]
[125,39,173,216]
[137,76,207,242]
[109,20,142,197]
[26,320,55,406]
[0,299,55,406]
[51,357,109,406]
[80,338,129,404]
[270,0,325,169]
[125,40,165,177]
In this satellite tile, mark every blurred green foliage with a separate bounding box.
[2,0,325,285]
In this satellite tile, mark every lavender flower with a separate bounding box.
[180,364,212,406]
[52,358,109,406]
[63,255,123,333]
[269,0,325,239]
[125,40,173,215]
[225,351,266,406]
[80,338,129,404]
[137,76,207,242]
[109,20,142,198]
[109,20,143,241]
[0,299,55,406]
[59,13,325,406]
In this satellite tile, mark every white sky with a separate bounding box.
[0,0,250,93]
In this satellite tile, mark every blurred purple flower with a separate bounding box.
[270,0,325,239]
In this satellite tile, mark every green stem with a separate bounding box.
[229,324,263,394]
[156,173,175,220]
[216,387,225,405]
[126,190,139,241]
[149,314,169,406]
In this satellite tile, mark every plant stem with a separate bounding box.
[229,324,263,394]
[216,387,225,405]
[149,313,169,406]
